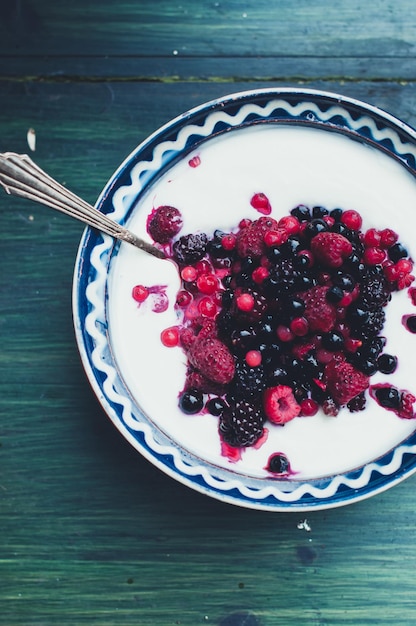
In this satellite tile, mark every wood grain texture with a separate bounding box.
[0,0,415,79]
[1,1,416,624]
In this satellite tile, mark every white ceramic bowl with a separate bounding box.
[73,88,416,511]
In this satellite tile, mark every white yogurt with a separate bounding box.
[107,124,416,480]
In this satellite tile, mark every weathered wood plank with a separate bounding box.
[1,55,416,81]
[1,0,415,74]
[1,80,416,625]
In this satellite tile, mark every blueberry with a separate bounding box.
[286,297,306,317]
[305,218,329,239]
[205,397,227,416]
[290,204,311,221]
[375,386,401,410]
[322,331,344,351]
[388,242,408,262]
[207,237,228,258]
[377,353,398,374]
[268,453,290,474]
[326,285,344,303]
[333,272,355,292]
[330,208,343,221]
[281,236,303,256]
[179,389,204,414]
[405,315,416,333]
[331,222,351,238]
[357,358,378,376]
[312,205,329,218]
[266,246,283,263]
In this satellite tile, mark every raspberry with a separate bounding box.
[302,285,337,333]
[263,385,301,424]
[310,232,353,268]
[399,391,416,419]
[173,233,208,265]
[236,216,278,258]
[324,358,369,406]
[219,400,265,447]
[187,336,235,384]
[147,205,183,243]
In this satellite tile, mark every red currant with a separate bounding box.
[196,274,219,295]
[290,317,309,336]
[300,398,319,416]
[221,233,237,251]
[264,229,288,247]
[278,215,301,234]
[252,266,269,284]
[198,297,217,317]
[160,326,180,347]
[380,228,398,248]
[363,228,381,247]
[363,247,386,265]
[236,293,255,312]
[132,284,149,303]
[181,266,198,282]
[176,290,192,308]
[250,193,271,215]
[276,325,294,342]
[245,350,262,367]
[396,258,413,274]
[341,209,362,230]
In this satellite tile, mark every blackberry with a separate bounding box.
[219,400,265,447]
[172,233,208,265]
[216,309,234,339]
[360,308,386,339]
[232,360,266,398]
[347,392,366,412]
[264,258,299,296]
[359,268,390,309]
[230,327,257,354]
[348,305,385,339]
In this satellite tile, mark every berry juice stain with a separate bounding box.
[408,287,416,306]
[132,284,169,313]
[369,383,416,419]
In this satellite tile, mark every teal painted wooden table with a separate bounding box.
[1,2,416,624]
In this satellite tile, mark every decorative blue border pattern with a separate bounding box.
[73,88,416,511]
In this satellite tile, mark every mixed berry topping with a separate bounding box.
[138,202,416,468]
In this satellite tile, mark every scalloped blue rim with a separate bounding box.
[73,87,416,511]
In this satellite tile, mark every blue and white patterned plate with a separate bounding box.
[73,88,416,511]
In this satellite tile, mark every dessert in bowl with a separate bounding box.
[73,88,416,511]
